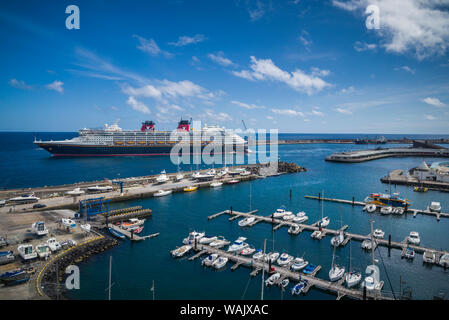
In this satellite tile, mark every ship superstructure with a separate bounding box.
[34,119,248,156]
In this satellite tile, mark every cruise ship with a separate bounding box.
[34,119,248,157]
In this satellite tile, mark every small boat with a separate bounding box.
[155,170,169,184]
[17,244,38,260]
[154,189,172,197]
[302,264,317,274]
[199,235,218,244]
[282,213,295,221]
[61,218,76,228]
[407,231,420,245]
[311,230,322,239]
[288,224,301,234]
[0,269,30,286]
[330,231,344,247]
[361,239,376,250]
[240,246,256,256]
[46,238,61,252]
[0,251,15,265]
[129,226,143,234]
[277,253,294,266]
[120,218,145,230]
[227,237,248,252]
[175,173,184,182]
[293,212,308,223]
[80,223,91,232]
[380,206,393,215]
[362,205,368,211]
[438,253,449,267]
[265,272,280,286]
[265,252,280,263]
[428,201,441,213]
[238,216,256,227]
[32,221,48,236]
[393,207,404,215]
[65,187,85,196]
[210,181,223,188]
[318,216,330,228]
[8,193,40,204]
[423,250,436,264]
[345,271,362,288]
[209,236,228,247]
[290,281,307,295]
[373,229,385,239]
[171,245,192,258]
[184,185,198,192]
[404,247,415,259]
[366,204,377,213]
[279,278,289,288]
[109,227,125,239]
[252,249,265,260]
[291,257,308,271]
[329,264,345,282]
[272,207,288,218]
[227,179,239,184]
[212,256,228,269]
[87,185,113,193]
[36,244,51,259]
[414,186,428,192]
[183,231,205,245]
[202,253,218,266]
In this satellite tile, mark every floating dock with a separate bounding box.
[185,243,392,300]
[304,195,449,221]
[208,209,449,266]
[107,223,159,241]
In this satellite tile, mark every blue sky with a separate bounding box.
[1,0,449,133]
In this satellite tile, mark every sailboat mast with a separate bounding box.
[321,189,324,219]
[370,220,375,265]
[108,255,112,300]
[261,238,266,300]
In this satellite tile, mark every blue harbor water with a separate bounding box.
[1,132,449,300]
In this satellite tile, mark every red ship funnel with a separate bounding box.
[141,120,155,131]
[177,119,190,131]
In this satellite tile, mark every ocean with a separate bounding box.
[1,132,448,300]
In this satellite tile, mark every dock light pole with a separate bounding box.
[261,238,266,301]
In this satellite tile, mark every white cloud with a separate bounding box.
[204,109,232,122]
[208,52,235,67]
[46,80,64,93]
[133,35,172,58]
[334,0,449,59]
[231,100,265,109]
[122,84,162,99]
[127,96,151,114]
[298,30,312,50]
[341,86,355,94]
[233,56,331,95]
[354,41,377,52]
[395,66,416,74]
[335,107,353,115]
[422,97,446,107]
[271,108,306,118]
[248,0,267,21]
[310,108,325,116]
[9,78,33,90]
[425,114,437,120]
[169,34,206,47]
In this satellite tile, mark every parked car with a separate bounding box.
[0,237,8,248]
[33,203,47,209]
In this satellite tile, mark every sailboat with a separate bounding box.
[330,208,344,247]
[361,220,382,291]
[328,244,345,282]
[175,158,184,182]
[318,190,330,227]
[345,239,362,288]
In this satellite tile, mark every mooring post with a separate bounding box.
[230,206,233,215]
[363,286,367,300]
[318,192,321,201]
[194,238,197,250]
[352,197,355,206]
[388,234,391,248]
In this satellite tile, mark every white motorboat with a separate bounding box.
[407,231,420,245]
[240,246,256,256]
[199,235,218,244]
[183,231,205,245]
[438,253,449,267]
[202,253,218,266]
[212,256,228,269]
[373,229,385,239]
[210,181,223,188]
[380,206,393,215]
[291,257,308,271]
[293,212,308,223]
[265,252,280,263]
[207,169,216,176]
[209,236,228,247]
[61,218,76,228]
[311,230,322,239]
[282,213,295,221]
[272,207,288,218]
[8,193,40,204]
[345,271,362,288]
[366,204,377,213]
[32,221,48,236]
[65,187,85,196]
[330,231,344,247]
[17,244,37,260]
[252,249,265,260]
[119,218,145,230]
[428,201,441,213]
[362,205,368,211]
[227,237,248,252]
[155,170,169,184]
[240,170,251,176]
[217,167,229,177]
[404,247,415,259]
[288,224,301,234]
[171,245,192,258]
[154,189,172,197]
[238,216,256,227]
[175,173,184,182]
[80,223,91,232]
[265,272,281,286]
[277,253,294,266]
[47,238,61,252]
[87,185,113,193]
[318,216,330,228]
[393,207,404,215]
[361,239,377,251]
[423,250,436,264]
[279,278,289,288]
[36,244,51,259]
